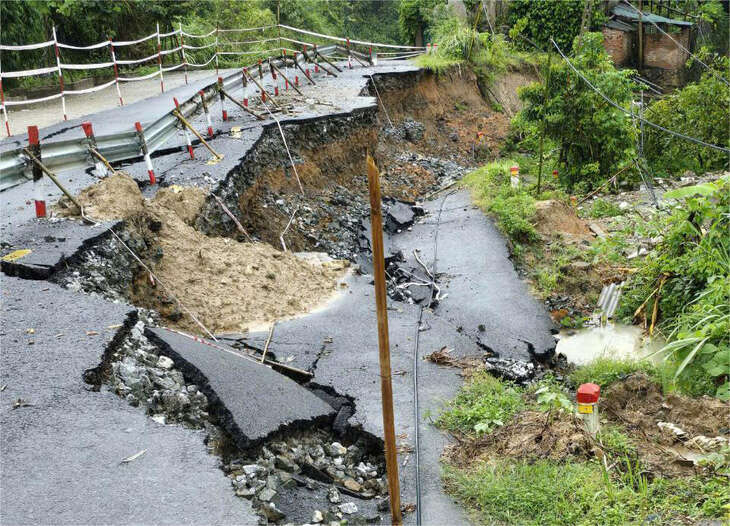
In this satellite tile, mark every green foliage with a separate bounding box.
[643,57,730,177]
[412,54,462,74]
[508,0,606,52]
[436,372,524,435]
[398,0,443,45]
[619,177,730,398]
[588,198,624,219]
[443,459,728,525]
[568,357,659,389]
[517,33,637,191]
[462,160,538,244]
[533,384,573,413]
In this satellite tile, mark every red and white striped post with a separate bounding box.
[52,26,67,121]
[199,91,214,138]
[218,77,227,121]
[283,49,289,89]
[274,86,279,97]
[258,60,263,80]
[173,97,194,160]
[134,122,156,185]
[156,23,164,93]
[109,38,124,106]
[295,75,299,88]
[81,121,108,177]
[28,126,46,218]
[241,67,248,101]
[243,98,248,108]
[214,23,220,77]
[0,78,10,136]
[179,22,188,85]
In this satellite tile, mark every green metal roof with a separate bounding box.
[613,5,693,27]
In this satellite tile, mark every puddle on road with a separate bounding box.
[556,323,664,366]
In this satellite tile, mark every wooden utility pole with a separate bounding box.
[536,51,552,194]
[366,155,403,526]
[638,0,644,70]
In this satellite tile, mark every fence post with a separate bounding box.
[0,77,10,136]
[156,22,164,93]
[199,91,214,138]
[347,38,352,69]
[109,38,124,106]
[173,97,194,159]
[52,26,67,121]
[179,22,188,85]
[134,122,156,185]
[81,121,108,176]
[28,126,46,217]
[215,22,220,77]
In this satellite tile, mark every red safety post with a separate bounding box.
[347,38,352,69]
[28,126,46,218]
[274,86,279,97]
[173,97,194,160]
[134,122,156,185]
[109,38,124,106]
[295,75,299,87]
[261,90,266,103]
[243,98,248,108]
[218,77,227,121]
[0,78,10,136]
[305,67,311,81]
[552,169,559,179]
[199,90,214,138]
[81,121,108,177]
[258,60,263,80]
[577,383,601,434]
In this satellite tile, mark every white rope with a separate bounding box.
[115,52,160,66]
[258,97,305,195]
[280,36,315,47]
[57,40,110,50]
[114,32,158,47]
[159,46,183,56]
[60,61,115,70]
[183,42,216,50]
[279,24,426,50]
[219,38,279,45]
[4,92,63,106]
[161,62,185,72]
[218,48,279,56]
[65,78,116,95]
[218,25,276,33]
[182,29,217,39]
[186,54,218,67]
[118,69,161,82]
[158,28,181,38]
[1,65,58,79]
[369,74,393,128]
[0,40,55,51]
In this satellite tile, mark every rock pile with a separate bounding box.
[223,429,387,524]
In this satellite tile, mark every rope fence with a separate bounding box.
[0,23,427,136]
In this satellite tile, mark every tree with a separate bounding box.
[399,0,444,46]
[517,32,637,191]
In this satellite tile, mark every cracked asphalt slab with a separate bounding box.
[147,327,336,448]
[0,275,256,525]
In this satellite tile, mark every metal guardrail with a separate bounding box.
[0,46,340,191]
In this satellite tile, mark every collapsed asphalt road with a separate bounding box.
[0,57,556,525]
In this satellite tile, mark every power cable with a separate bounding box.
[621,0,730,87]
[550,38,730,154]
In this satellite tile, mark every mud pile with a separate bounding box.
[57,174,346,334]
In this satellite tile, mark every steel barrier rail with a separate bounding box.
[0,46,339,191]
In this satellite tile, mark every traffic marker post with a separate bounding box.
[27,126,46,217]
[172,109,223,161]
[134,121,156,185]
[109,38,124,106]
[199,91,214,138]
[81,121,109,176]
[218,77,228,121]
[173,97,195,160]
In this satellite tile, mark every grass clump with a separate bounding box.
[444,460,728,526]
[412,53,463,74]
[568,357,660,390]
[462,159,538,245]
[436,372,524,436]
[587,198,624,218]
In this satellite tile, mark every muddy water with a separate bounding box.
[555,323,664,366]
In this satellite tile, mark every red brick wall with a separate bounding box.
[602,28,633,66]
[643,28,690,70]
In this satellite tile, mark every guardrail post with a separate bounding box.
[134,122,156,185]
[156,23,164,93]
[218,77,227,121]
[81,121,108,177]
[173,97,195,159]
[215,23,219,77]
[0,78,10,136]
[199,90,214,138]
[109,38,124,106]
[52,26,67,121]
[28,126,46,217]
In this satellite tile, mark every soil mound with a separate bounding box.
[534,199,593,238]
[59,176,345,334]
[446,374,730,478]
[55,173,144,220]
